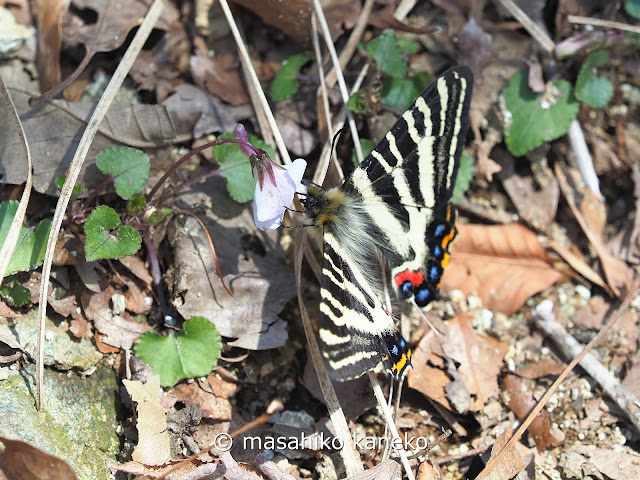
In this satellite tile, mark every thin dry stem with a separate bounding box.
[0,75,33,284]
[35,0,166,410]
[568,14,640,34]
[219,0,291,166]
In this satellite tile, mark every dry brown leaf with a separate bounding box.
[190,52,249,106]
[82,286,151,349]
[458,17,494,80]
[172,381,232,421]
[475,428,527,480]
[442,223,563,315]
[513,359,565,379]
[33,0,68,92]
[123,376,171,466]
[408,314,508,412]
[230,0,360,43]
[495,149,559,230]
[501,374,561,451]
[0,436,78,480]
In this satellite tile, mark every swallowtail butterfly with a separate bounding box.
[302,66,473,381]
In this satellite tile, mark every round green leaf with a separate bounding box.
[366,31,407,78]
[96,147,150,199]
[84,205,142,261]
[134,316,222,387]
[270,52,312,102]
[504,70,579,156]
[576,50,613,109]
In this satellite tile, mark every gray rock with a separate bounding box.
[0,364,120,479]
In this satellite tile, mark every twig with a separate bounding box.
[0,75,33,284]
[533,297,640,433]
[312,0,363,164]
[496,0,555,52]
[324,0,375,90]
[219,0,292,166]
[568,14,640,34]
[35,0,166,410]
[367,372,416,480]
[568,119,601,195]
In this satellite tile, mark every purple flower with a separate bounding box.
[252,157,307,231]
[234,124,307,231]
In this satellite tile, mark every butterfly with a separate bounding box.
[301,66,472,381]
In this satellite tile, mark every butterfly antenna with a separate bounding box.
[327,126,349,172]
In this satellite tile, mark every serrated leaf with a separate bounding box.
[96,147,150,199]
[215,133,276,203]
[134,316,222,387]
[84,205,142,261]
[0,201,52,275]
[452,149,474,203]
[0,277,31,307]
[381,72,431,111]
[504,70,579,156]
[576,50,613,108]
[270,52,312,102]
[347,91,369,113]
[366,31,407,78]
[625,0,640,18]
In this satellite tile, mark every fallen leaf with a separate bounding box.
[458,17,494,79]
[82,286,151,349]
[558,444,640,480]
[162,84,253,139]
[0,436,78,480]
[501,374,561,451]
[475,428,528,480]
[190,52,249,106]
[33,0,67,92]
[513,359,565,379]
[495,148,559,230]
[0,87,178,195]
[173,381,232,421]
[122,376,171,466]
[442,223,564,315]
[166,178,296,350]
[408,314,508,412]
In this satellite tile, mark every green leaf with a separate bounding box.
[134,316,222,387]
[96,147,150,199]
[147,207,172,226]
[84,205,142,261]
[215,133,276,203]
[625,0,640,19]
[503,70,579,156]
[0,276,31,307]
[270,52,312,102]
[55,175,82,200]
[397,36,420,55]
[576,50,613,108]
[381,72,431,112]
[347,91,369,113]
[452,150,474,203]
[366,31,407,78]
[0,201,52,275]
[352,139,375,167]
[127,192,146,213]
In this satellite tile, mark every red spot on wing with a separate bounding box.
[394,269,424,288]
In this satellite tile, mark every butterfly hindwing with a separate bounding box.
[345,66,472,308]
[317,232,410,380]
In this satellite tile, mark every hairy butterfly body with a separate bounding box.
[303,66,473,381]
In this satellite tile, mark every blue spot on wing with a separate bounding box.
[430,266,439,281]
[435,224,446,237]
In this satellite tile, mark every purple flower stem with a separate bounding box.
[143,233,169,319]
